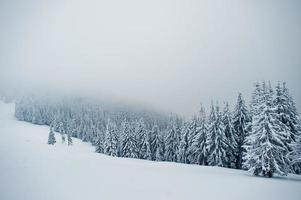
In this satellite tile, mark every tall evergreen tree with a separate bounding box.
[164,117,179,162]
[243,82,290,177]
[104,119,118,157]
[189,105,208,165]
[150,125,160,160]
[139,131,152,160]
[95,134,104,154]
[279,83,301,173]
[233,93,250,169]
[207,103,227,167]
[186,117,199,164]
[177,122,189,163]
[121,120,139,158]
[67,132,72,146]
[47,126,56,145]
[134,119,151,159]
[289,135,301,173]
[155,134,165,161]
[222,102,237,168]
[58,121,66,143]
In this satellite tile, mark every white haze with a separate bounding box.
[0,0,301,117]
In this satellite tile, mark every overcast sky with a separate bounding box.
[0,0,300,117]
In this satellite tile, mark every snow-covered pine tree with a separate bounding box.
[243,82,290,177]
[48,126,56,145]
[189,105,208,165]
[150,125,160,160]
[164,117,179,162]
[121,120,139,158]
[222,102,237,168]
[276,82,301,173]
[186,117,200,164]
[206,102,227,167]
[68,118,77,137]
[104,119,118,157]
[95,134,104,154]
[233,93,250,169]
[95,123,105,154]
[155,134,165,161]
[139,131,152,160]
[57,121,66,143]
[283,83,301,141]
[134,118,150,159]
[137,120,152,160]
[249,82,262,123]
[289,135,301,173]
[67,132,72,146]
[177,122,189,163]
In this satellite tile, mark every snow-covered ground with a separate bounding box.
[0,101,300,200]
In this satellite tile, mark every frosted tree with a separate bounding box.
[164,117,179,162]
[274,82,301,173]
[155,135,165,161]
[67,132,73,146]
[150,125,160,159]
[233,93,250,169]
[186,117,200,164]
[189,105,208,165]
[121,120,139,158]
[95,134,104,153]
[283,83,301,141]
[58,121,66,143]
[68,118,77,137]
[289,136,301,173]
[222,102,237,168]
[139,131,152,160]
[47,126,56,145]
[177,122,189,163]
[206,103,227,167]
[104,119,118,157]
[243,82,290,177]
[250,82,262,117]
[134,119,150,159]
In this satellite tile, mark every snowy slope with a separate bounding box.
[0,101,300,200]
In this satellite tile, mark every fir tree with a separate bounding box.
[289,136,301,173]
[134,119,150,159]
[47,126,56,145]
[139,130,152,160]
[67,132,72,146]
[164,117,179,162]
[155,135,165,161]
[58,121,66,143]
[243,82,290,177]
[104,119,118,157]
[283,83,301,141]
[177,122,189,163]
[186,117,199,164]
[222,102,237,168]
[206,103,228,167]
[95,135,104,154]
[189,105,208,165]
[233,93,250,169]
[150,125,160,160]
[277,82,301,173]
[121,120,139,158]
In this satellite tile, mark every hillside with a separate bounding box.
[0,101,300,200]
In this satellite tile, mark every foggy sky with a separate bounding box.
[1,0,301,117]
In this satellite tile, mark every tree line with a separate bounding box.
[14,82,301,177]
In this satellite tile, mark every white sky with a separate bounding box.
[1,0,301,117]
